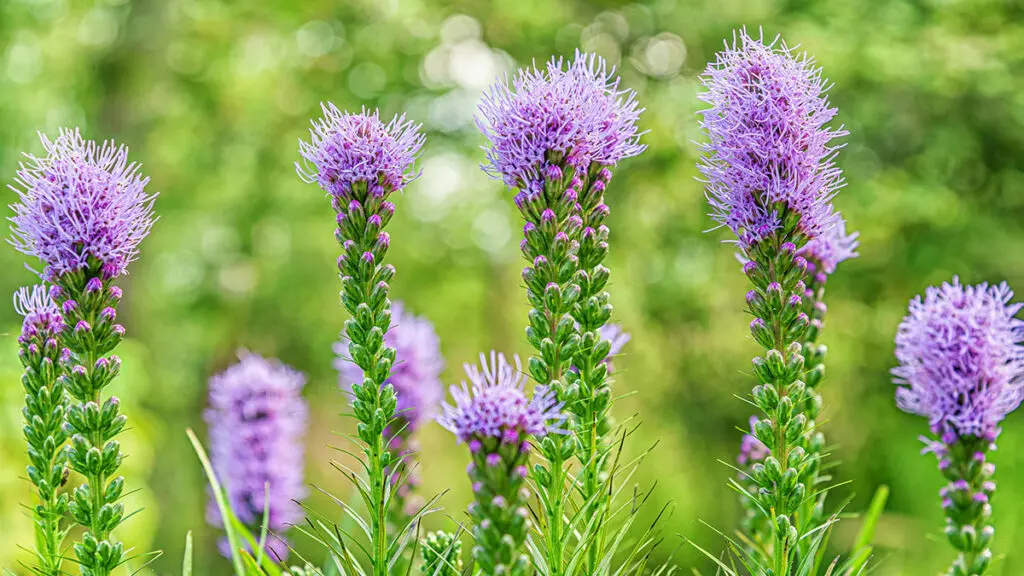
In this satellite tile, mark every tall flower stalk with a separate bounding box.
[737,218,858,546]
[335,301,445,527]
[893,278,1024,576]
[9,128,157,576]
[698,30,847,573]
[206,352,308,560]
[438,352,565,575]
[15,285,69,576]
[297,104,424,576]
[477,51,644,573]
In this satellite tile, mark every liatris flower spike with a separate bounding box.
[9,128,156,576]
[699,29,847,570]
[438,352,565,576]
[478,52,644,571]
[14,285,69,575]
[894,278,1024,576]
[298,105,424,576]
[420,531,463,576]
[335,301,444,524]
[206,352,308,560]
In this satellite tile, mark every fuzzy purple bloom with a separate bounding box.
[601,323,631,371]
[206,351,308,558]
[477,51,645,192]
[438,351,565,443]
[14,285,64,343]
[698,29,846,249]
[799,217,859,276]
[335,301,445,430]
[296,104,424,196]
[9,128,157,280]
[893,278,1024,439]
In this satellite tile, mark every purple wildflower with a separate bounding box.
[893,278,1024,439]
[335,301,444,430]
[14,285,64,343]
[438,351,565,443]
[698,29,846,249]
[799,216,859,276]
[477,51,645,192]
[738,416,769,466]
[9,128,157,280]
[206,351,308,559]
[296,104,425,196]
[601,323,631,372]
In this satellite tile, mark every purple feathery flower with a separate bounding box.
[335,301,445,430]
[13,285,64,343]
[438,351,565,444]
[799,216,859,278]
[893,277,1024,439]
[477,50,645,192]
[698,29,846,249]
[206,351,308,558]
[296,104,425,196]
[9,128,157,281]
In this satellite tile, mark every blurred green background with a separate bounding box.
[2,0,1024,574]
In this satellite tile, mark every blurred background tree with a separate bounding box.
[1,0,1023,574]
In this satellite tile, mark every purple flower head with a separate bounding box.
[602,323,631,369]
[297,104,424,196]
[738,415,769,466]
[477,51,645,192]
[9,128,157,280]
[893,278,1024,439]
[335,301,445,430]
[798,216,859,276]
[206,351,308,554]
[438,351,566,443]
[13,284,64,341]
[698,29,846,249]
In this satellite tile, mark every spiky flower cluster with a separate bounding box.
[297,104,424,196]
[893,278,1023,575]
[15,285,70,575]
[9,128,157,281]
[894,278,1024,439]
[298,105,424,576]
[799,217,859,282]
[698,29,846,250]
[206,352,308,560]
[335,301,444,431]
[439,352,564,576]
[478,50,645,192]
[439,352,563,443]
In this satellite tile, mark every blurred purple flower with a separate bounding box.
[297,104,424,196]
[893,277,1024,439]
[9,128,157,280]
[477,51,645,192]
[206,351,308,559]
[737,416,769,466]
[698,29,846,249]
[438,351,565,443]
[335,301,445,431]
